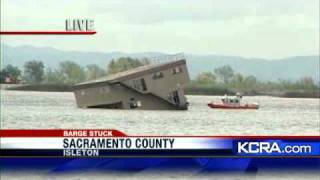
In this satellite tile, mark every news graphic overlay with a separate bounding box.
[0,130,319,157]
[0,19,96,35]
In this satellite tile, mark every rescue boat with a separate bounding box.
[207,93,259,109]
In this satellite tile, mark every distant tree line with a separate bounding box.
[0,57,149,85]
[0,58,318,96]
[186,65,318,96]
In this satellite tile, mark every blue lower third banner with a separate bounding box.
[0,130,319,172]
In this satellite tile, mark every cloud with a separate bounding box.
[0,0,319,58]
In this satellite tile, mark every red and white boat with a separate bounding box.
[207,94,259,110]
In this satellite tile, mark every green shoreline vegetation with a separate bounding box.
[1,58,319,98]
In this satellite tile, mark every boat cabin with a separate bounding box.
[221,93,242,105]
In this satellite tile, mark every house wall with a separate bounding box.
[122,63,190,107]
[74,84,178,110]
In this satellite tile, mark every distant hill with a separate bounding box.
[1,44,319,82]
[185,54,319,82]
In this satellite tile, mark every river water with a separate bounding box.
[1,90,319,179]
[1,90,319,135]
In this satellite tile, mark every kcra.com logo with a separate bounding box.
[236,141,312,156]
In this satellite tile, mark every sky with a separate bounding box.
[1,0,319,58]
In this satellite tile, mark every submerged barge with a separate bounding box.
[73,54,190,110]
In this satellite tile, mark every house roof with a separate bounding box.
[74,59,186,88]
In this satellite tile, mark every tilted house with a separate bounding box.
[73,56,190,110]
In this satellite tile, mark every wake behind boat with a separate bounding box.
[207,93,259,110]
